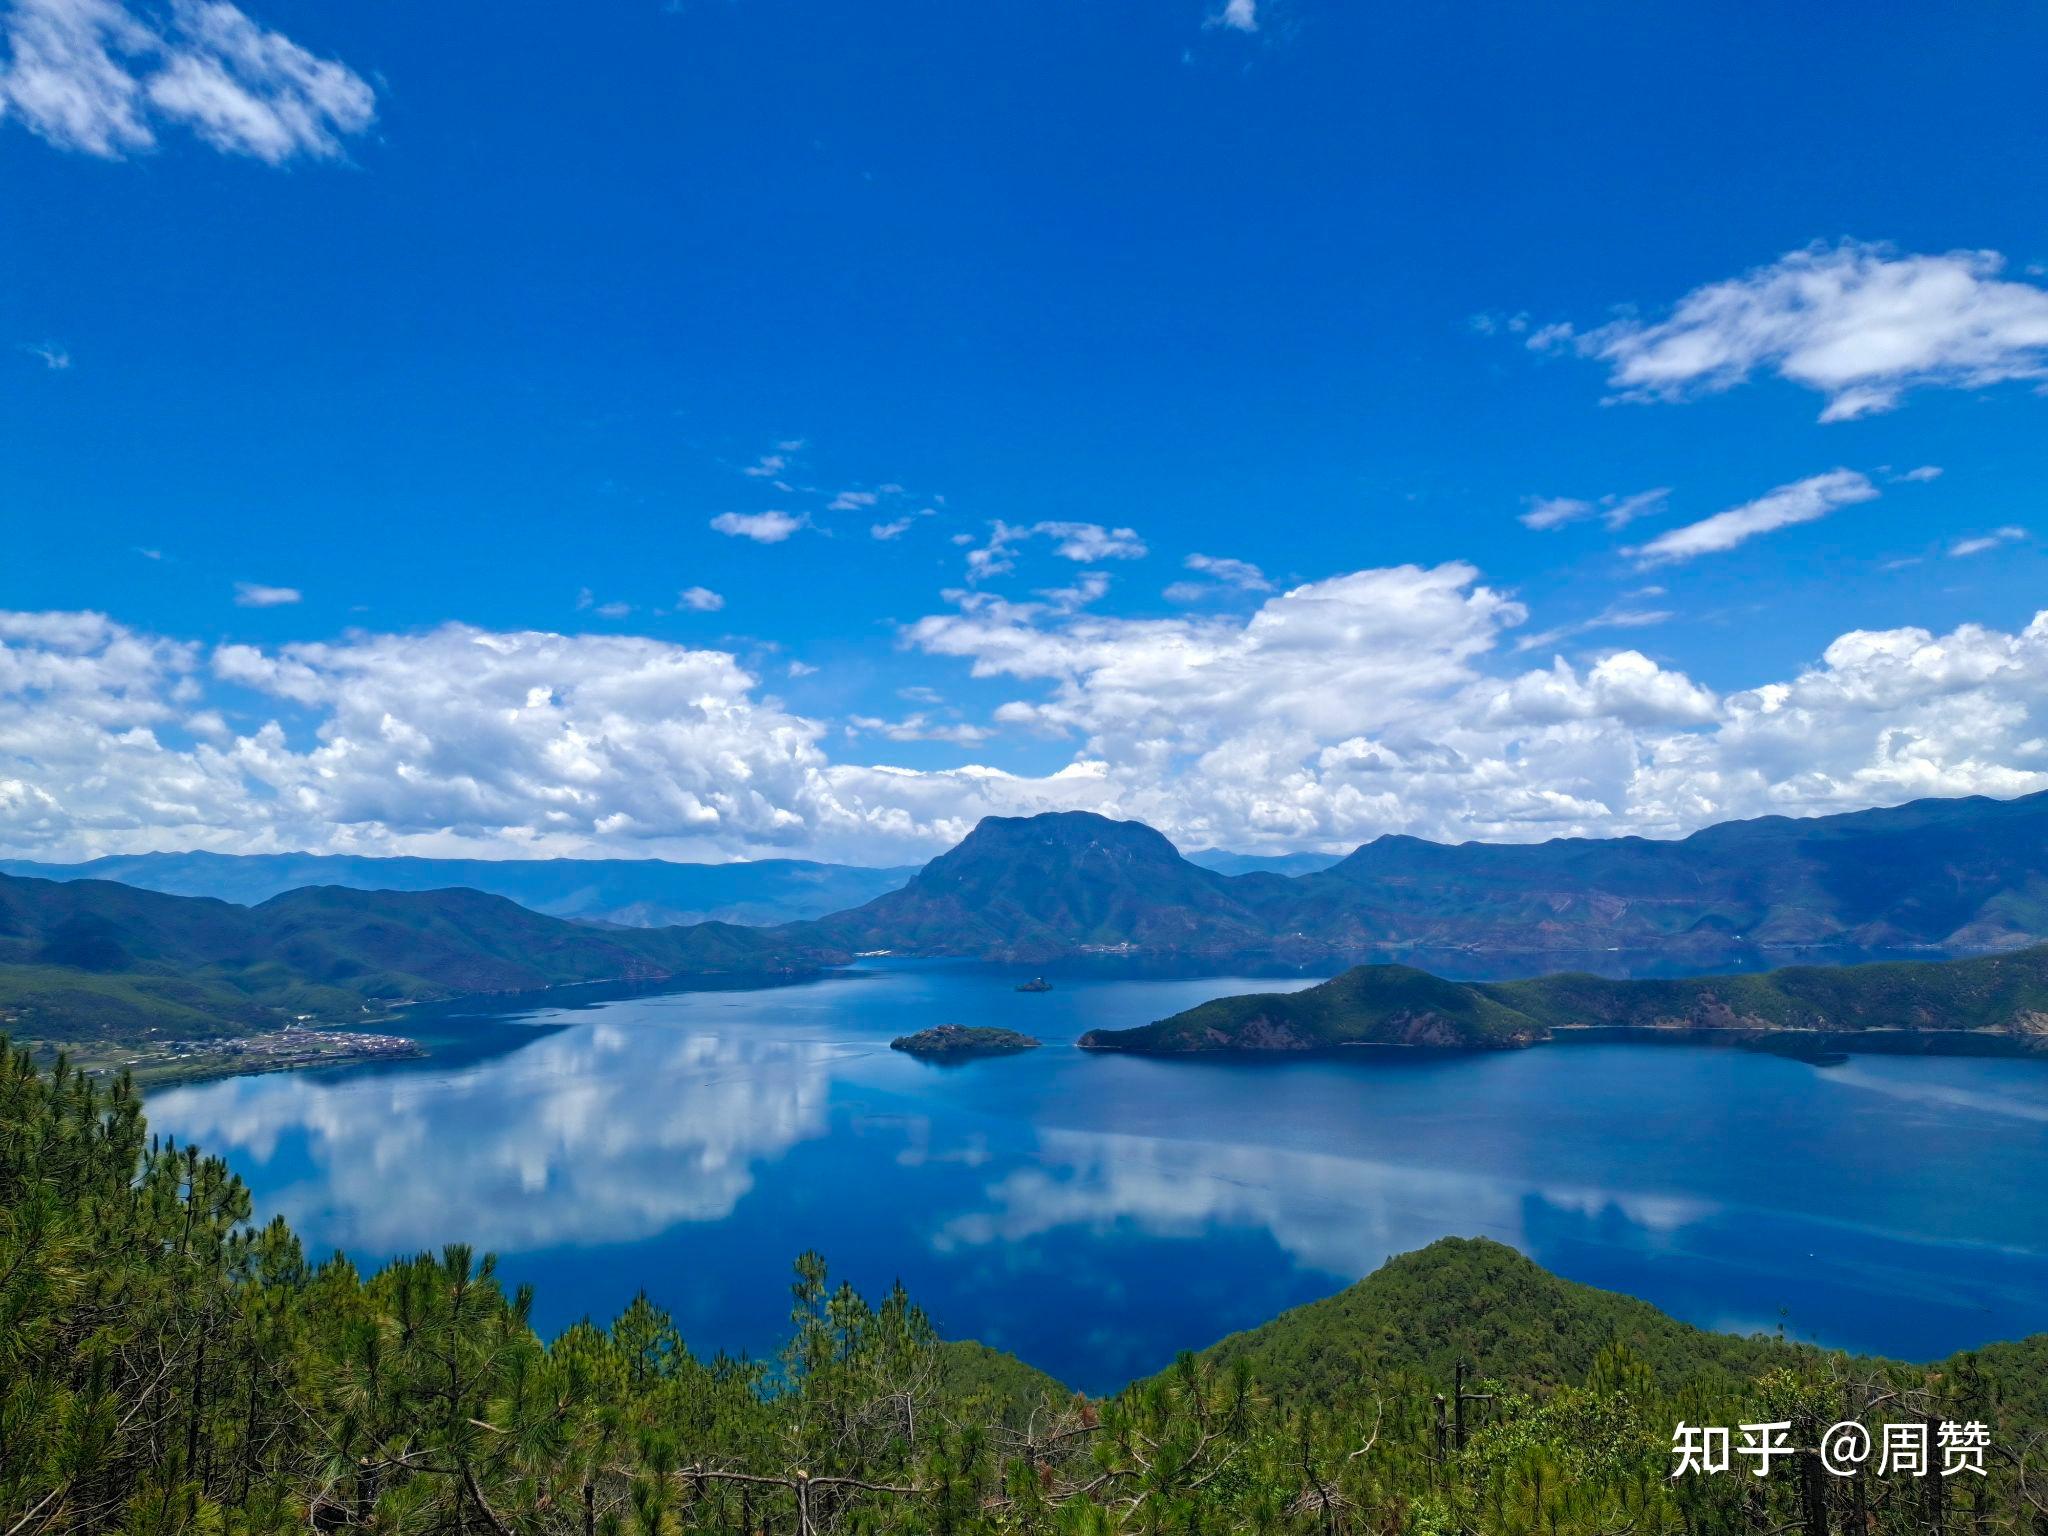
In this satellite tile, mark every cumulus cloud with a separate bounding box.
[1627,469,1877,567]
[1541,241,2048,422]
[678,585,725,612]
[0,0,375,162]
[711,510,807,543]
[11,581,2048,863]
[232,581,300,607]
[1208,0,1257,30]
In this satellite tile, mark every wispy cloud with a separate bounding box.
[18,340,70,370]
[1207,0,1257,30]
[0,0,375,162]
[233,580,300,607]
[1950,526,2027,559]
[678,585,725,612]
[1513,598,1674,654]
[1520,487,1669,532]
[575,588,631,618]
[1185,552,1273,590]
[1626,469,1878,567]
[1533,241,2048,422]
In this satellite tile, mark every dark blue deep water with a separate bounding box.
[144,961,2048,1394]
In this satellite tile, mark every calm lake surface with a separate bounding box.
[145,960,2048,1394]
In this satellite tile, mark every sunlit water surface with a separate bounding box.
[145,960,2048,1393]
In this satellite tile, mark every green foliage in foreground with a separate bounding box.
[5,1038,2046,1536]
[1085,945,2048,1053]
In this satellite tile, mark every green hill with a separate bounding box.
[1080,944,2048,1053]
[0,849,915,927]
[1190,1237,1791,1400]
[0,872,844,1049]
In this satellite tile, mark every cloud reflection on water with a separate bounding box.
[150,1024,850,1251]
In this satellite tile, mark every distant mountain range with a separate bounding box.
[0,851,917,928]
[0,873,842,1044]
[1079,944,2048,1054]
[800,792,2048,961]
[1180,848,1345,877]
[12,789,2048,1053]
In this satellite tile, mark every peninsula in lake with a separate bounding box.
[1079,945,2048,1055]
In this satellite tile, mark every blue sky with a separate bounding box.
[4,0,2048,863]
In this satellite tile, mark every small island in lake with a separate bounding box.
[890,1024,1042,1057]
[1015,977,1054,993]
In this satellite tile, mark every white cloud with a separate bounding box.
[827,489,878,511]
[871,518,913,541]
[1208,0,1257,30]
[1950,526,2027,559]
[19,340,69,369]
[1520,487,1670,532]
[0,0,374,162]
[1519,496,1592,532]
[710,510,807,543]
[232,581,300,607]
[1547,241,2048,422]
[678,585,725,612]
[965,520,1147,579]
[13,581,2048,864]
[1626,469,1877,567]
[1184,552,1272,590]
[847,713,991,746]
[1512,600,1673,655]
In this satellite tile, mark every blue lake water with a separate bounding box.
[144,960,2048,1394]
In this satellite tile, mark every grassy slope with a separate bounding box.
[1084,945,2048,1053]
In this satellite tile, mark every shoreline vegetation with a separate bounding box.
[5,1040,2044,1536]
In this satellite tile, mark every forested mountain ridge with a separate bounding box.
[5,1043,2041,1536]
[1079,944,2048,1054]
[803,811,1279,959]
[799,791,2048,961]
[0,871,844,1048]
[0,849,916,927]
